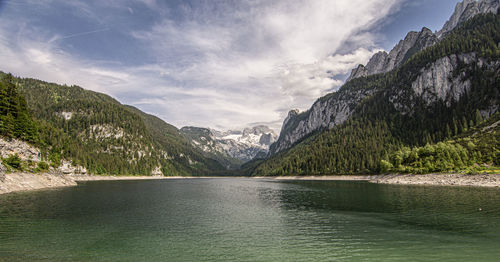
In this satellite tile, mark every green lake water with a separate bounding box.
[0,178,499,261]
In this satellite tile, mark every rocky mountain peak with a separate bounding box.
[345,0,500,83]
[282,109,300,129]
[438,0,500,38]
[347,27,438,82]
[242,125,275,137]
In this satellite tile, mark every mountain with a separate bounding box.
[181,125,277,163]
[0,72,225,176]
[270,0,500,156]
[346,0,500,82]
[257,2,500,176]
[180,126,243,169]
[216,125,278,161]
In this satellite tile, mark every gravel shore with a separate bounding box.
[0,172,175,195]
[257,173,500,187]
[370,173,500,187]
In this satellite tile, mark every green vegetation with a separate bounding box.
[37,161,49,172]
[252,13,500,176]
[2,154,22,170]
[1,153,50,173]
[253,119,397,176]
[385,114,500,174]
[0,74,38,142]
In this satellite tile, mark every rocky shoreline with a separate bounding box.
[260,173,500,187]
[2,172,500,195]
[370,173,500,187]
[0,172,173,195]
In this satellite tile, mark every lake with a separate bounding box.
[0,178,499,261]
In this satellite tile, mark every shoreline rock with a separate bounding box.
[370,173,500,187]
[255,173,500,187]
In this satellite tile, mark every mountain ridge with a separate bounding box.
[269,0,500,156]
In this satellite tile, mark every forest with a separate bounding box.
[0,72,224,176]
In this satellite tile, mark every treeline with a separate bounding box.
[382,114,500,174]
[253,13,500,176]
[253,119,397,176]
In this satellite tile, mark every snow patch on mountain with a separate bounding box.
[181,125,277,162]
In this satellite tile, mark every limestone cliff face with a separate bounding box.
[271,26,438,155]
[269,85,377,155]
[0,138,87,174]
[347,27,437,82]
[390,53,499,114]
[0,138,41,162]
[270,52,498,155]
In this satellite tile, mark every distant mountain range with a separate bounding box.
[181,125,277,167]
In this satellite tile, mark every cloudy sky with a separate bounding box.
[0,0,459,131]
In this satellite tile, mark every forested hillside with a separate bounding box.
[0,72,225,176]
[252,13,500,176]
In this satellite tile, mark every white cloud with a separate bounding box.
[128,0,402,130]
[0,0,403,132]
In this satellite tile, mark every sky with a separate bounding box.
[0,0,460,132]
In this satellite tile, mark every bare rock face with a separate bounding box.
[411,54,476,106]
[0,163,5,182]
[438,0,500,38]
[390,53,499,114]
[282,109,300,129]
[269,86,377,155]
[58,160,87,175]
[259,133,275,146]
[0,137,87,175]
[0,138,41,162]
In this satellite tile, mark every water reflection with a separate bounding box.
[263,180,500,234]
[1,178,500,261]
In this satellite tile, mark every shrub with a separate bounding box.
[37,161,49,171]
[3,154,22,170]
[379,160,393,173]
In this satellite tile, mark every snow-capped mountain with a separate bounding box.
[215,126,277,161]
[181,125,277,163]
